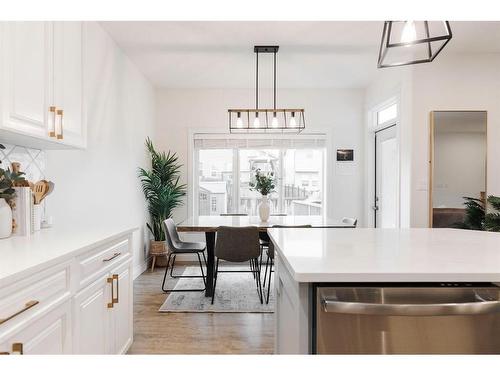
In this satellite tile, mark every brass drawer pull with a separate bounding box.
[56,109,64,140]
[112,274,119,304]
[0,300,39,326]
[12,343,23,355]
[49,106,57,137]
[102,252,121,262]
[107,276,114,308]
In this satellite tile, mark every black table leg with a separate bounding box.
[204,231,215,297]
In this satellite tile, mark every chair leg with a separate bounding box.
[169,254,177,277]
[263,254,270,287]
[197,252,206,287]
[211,258,219,304]
[266,260,273,304]
[202,251,207,267]
[161,253,173,292]
[254,257,263,304]
[151,255,156,272]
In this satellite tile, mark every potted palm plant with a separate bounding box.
[249,168,276,222]
[138,138,186,261]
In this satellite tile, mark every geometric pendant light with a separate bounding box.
[228,45,305,133]
[378,21,452,68]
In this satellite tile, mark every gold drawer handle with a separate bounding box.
[12,343,23,355]
[102,252,121,262]
[49,106,57,137]
[0,301,39,326]
[56,109,64,140]
[107,274,119,308]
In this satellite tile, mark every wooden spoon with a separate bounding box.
[33,181,48,204]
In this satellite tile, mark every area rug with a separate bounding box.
[158,266,274,313]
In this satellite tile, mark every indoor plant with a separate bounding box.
[485,195,500,232]
[138,138,186,256]
[0,143,27,238]
[455,195,500,232]
[249,168,276,222]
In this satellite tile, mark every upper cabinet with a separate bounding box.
[0,22,86,149]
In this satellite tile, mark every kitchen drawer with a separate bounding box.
[0,262,71,337]
[75,238,130,288]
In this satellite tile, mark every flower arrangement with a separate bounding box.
[249,168,276,196]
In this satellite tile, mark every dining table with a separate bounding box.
[176,215,355,297]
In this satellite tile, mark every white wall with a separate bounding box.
[411,53,500,227]
[45,22,155,278]
[155,88,365,225]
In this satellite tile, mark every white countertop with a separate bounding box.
[267,228,500,283]
[0,225,137,286]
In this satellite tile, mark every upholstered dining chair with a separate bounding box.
[341,217,358,227]
[262,224,312,304]
[211,226,263,304]
[161,218,207,293]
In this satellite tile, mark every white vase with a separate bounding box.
[258,195,271,222]
[0,198,13,239]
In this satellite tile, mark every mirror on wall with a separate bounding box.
[429,111,487,228]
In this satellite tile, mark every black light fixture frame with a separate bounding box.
[378,21,452,68]
[228,45,305,133]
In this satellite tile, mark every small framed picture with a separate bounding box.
[336,149,354,162]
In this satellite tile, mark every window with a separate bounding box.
[377,103,398,126]
[195,137,325,216]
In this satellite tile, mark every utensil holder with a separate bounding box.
[33,204,42,231]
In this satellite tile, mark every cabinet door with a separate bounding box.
[0,300,71,355]
[72,275,112,354]
[110,259,133,354]
[53,21,85,147]
[0,22,52,138]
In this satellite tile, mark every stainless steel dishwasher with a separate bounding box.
[315,284,500,354]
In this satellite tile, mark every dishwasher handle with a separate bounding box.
[322,296,500,316]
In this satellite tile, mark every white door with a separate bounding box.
[375,126,399,228]
[0,301,71,355]
[110,259,133,354]
[1,22,52,138]
[72,276,111,354]
[53,21,85,146]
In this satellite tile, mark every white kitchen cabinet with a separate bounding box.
[0,230,134,355]
[0,21,86,149]
[0,300,72,355]
[72,275,111,354]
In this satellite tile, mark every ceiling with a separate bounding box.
[101,21,500,89]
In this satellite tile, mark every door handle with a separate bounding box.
[372,206,379,211]
[321,296,500,316]
[107,276,114,308]
[112,274,119,304]
[49,106,57,137]
[56,109,64,140]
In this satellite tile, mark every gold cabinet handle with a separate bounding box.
[11,343,23,355]
[102,252,121,262]
[0,352,10,355]
[0,300,39,326]
[49,106,57,137]
[56,109,64,140]
[107,276,114,308]
[112,274,119,304]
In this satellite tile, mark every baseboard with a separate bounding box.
[133,256,151,280]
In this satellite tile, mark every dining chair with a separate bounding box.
[211,226,263,304]
[341,217,358,227]
[161,218,207,293]
[262,224,312,304]
[220,213,248,216]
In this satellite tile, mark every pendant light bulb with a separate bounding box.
[253,113,260,128]
[401,21,417,45]
[289,112,297,128]
[271,112,279,128]
[236,112,243,128]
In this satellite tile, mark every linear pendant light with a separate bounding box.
[228,45,305,133]
[378,21,452,68]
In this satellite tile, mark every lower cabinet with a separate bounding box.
[0,300,72,355]
[0,232,134,355]
[72,258,132,354]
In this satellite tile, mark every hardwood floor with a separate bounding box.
[127,265,275,354]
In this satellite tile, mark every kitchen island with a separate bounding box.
[267,228,500,354]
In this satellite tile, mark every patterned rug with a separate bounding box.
[158,266,274,313]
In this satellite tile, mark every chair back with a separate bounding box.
[163,218,182,253]
[220,213,248,216]
[341,217,358,227]
[215,226,260,262]
[270,213,287,216]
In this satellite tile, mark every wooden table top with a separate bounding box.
[176,215,354,232]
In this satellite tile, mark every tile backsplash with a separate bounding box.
[0,143,46,182]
